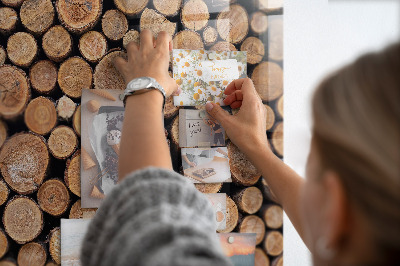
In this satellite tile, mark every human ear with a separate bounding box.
[320,171,349,252]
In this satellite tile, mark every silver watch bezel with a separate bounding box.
[119,77,166,109]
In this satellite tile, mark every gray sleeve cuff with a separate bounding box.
[81,167,232,266]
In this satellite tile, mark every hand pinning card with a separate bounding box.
[181,147,231,183]
[205,193,227,231]
[179,109,225,147]
[173,49,247,106]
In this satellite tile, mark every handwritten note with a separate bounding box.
[199,59,239,82]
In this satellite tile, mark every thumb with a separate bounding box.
[205,102,231,127]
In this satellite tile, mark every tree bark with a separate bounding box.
[64,150,81,197]
[93,50,126,91]
[240,37,265,65]
[271,122,283,157]
[42,25,72,62]
[7,32,37,67]
[17,242,47,266]
[140,8,176,38]
[48,227,60,265]
[251,61,283,101]
[20,0,54,35]
[153,0,182,17]
[261,204,283,229]
[29,60,58,94]
[37,179,70,216]
[56,96,76,121]
[114,0,148,18]
[24,97,57,135]
[101,9,128,41]
[263,230,283,257]
[79,31,108,63]
[173,30,204,50]
[0,133,48,194]
[233,186,263,214]
[181,0,209,31]
[238,215,266,245]
[228,142,261,186]
[58,57,93,98]
[56,0,102,34]
[0,7,18,35]
[3,196,43,244]
[216,4,248,44]
[217,196,238,233]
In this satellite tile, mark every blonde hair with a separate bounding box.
[312,43,400,263]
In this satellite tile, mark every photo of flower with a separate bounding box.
[173,49,247,106]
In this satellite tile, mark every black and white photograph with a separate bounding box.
[179,109,226,148]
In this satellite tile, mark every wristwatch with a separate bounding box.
[119,77,166,109]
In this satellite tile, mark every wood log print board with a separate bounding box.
[0,0,283,264]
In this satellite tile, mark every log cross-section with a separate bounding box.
[20,0,55,35]
[56,0,102,34]
[24,97,57,136]
[233,186,263,214]
[37,179,70,216]
[0,65,31,120]
[3,196,43,244]
[0,133,49,194]
[58,57,93,98]
[48,126,78,160]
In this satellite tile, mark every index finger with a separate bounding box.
[224,78,257,96]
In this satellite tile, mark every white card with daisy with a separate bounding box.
[172,49,247,106]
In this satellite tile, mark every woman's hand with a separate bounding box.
[113,29,178,97]
[206,78,270,156]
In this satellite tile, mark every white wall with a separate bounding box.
[283,0,399,265]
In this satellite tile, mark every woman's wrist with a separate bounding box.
[125,89,164,111]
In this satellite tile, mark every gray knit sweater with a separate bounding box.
[81,167,232,266]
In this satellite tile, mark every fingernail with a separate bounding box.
[177,86,182,95]
[206,102,214,111]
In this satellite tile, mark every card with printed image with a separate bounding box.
[172,49,247,106]
[181,147,231,183]
[179,109,226,148]
[205,193,227,231]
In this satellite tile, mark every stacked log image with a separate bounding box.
[0,0,283,265]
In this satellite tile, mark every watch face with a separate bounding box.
[130,77,151,90]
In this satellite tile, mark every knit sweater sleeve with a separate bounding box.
[80,167,232,266]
